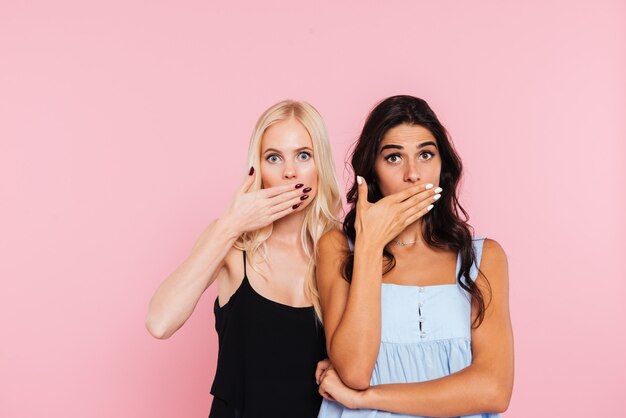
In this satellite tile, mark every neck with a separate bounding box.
[269,209,307,247]
[392,219,425,246]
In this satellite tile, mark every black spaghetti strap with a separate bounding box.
[242,250,247,277]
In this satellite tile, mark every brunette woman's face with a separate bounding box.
[260,117,318,211]
[374,124,442,196]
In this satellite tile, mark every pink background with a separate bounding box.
[1,1,624,417]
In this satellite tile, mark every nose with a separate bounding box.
[283,163,297,180]
[404,160,420,183]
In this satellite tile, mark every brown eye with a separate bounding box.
[385,154,401,164]
[419,151,434,161]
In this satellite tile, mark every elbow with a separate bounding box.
[492,391,512,414]
[328,341,376,390]
[485,379,513,413]
[490,396,511,414]
[334,368,371,391]
[145,315,173,340]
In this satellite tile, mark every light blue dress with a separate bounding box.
[318,237,499,418]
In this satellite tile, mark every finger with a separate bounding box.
[268,202,300,224]
[403,201,436,226]
[315,359,331,384]
[320,390,335,402]
[267,187,310,208]
[318,380,336,402]
[398,186,442,211]
[391,182,437,203]
[319,386,330,399]
[258,182,305,198]
[238,166,257,194]
[318,368,329,383]
[269,194,310,216]
[315,366,326,384]
[401,190,440,218]
[356,176,369,208]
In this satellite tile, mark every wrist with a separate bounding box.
[354,235,384,256]
[214,216,242,241]
[354,386,373,409]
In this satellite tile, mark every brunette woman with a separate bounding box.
[316,95,514,417]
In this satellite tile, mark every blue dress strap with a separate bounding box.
[470,237,486,281]
[455,237,486,281]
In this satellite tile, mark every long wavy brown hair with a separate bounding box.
[342,95,490,327]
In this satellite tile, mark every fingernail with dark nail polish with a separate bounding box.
[292,204,301,210]
[249,166,254,175]
[300,195,309,201]
[295,183,304,189]
[302,187,312,193]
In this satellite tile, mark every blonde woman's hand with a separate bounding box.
[354,176,442,251]
[218,167,311,236]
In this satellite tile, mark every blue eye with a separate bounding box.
[298,151,312,161]
[266,154,282,163]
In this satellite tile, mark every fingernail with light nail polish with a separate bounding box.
[433,194,441,201]
[425,184,434,189]
[434,187,443,193]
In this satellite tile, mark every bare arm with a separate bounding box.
[317,229,384,390]
[145,170,310,339]
[318,178,440,389]
[321,239,515,415]
[145,219,240,339]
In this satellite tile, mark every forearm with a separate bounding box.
[146,218,240,339]
[357,364,510,416]
[329,238,383,389]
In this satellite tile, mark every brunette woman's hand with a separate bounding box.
[354,176,442,250]
[318,365,364,408]
[218,167,311,235]
[315,358,332,385]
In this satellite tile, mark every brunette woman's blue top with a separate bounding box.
[318,237,500,418]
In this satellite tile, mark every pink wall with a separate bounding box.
[1,1,624,417]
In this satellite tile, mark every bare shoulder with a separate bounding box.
[222,244,245,277]
[478,238,509,290]
[318,228,350,255]
[481,238,507,265]
[317,229,349,282]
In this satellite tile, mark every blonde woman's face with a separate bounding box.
[374,124,442,196]
[260,117,318,212]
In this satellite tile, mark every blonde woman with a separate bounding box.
[146,100,342,418]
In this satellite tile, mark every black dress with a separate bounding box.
[209,251,327,418]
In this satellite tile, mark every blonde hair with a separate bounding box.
[234,100,342,321]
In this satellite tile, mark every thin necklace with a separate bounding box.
[390,239,422,247]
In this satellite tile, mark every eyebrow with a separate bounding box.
[380,141,438,153]
[263,147,313,155]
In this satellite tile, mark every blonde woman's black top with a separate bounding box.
[209,250,327,418]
